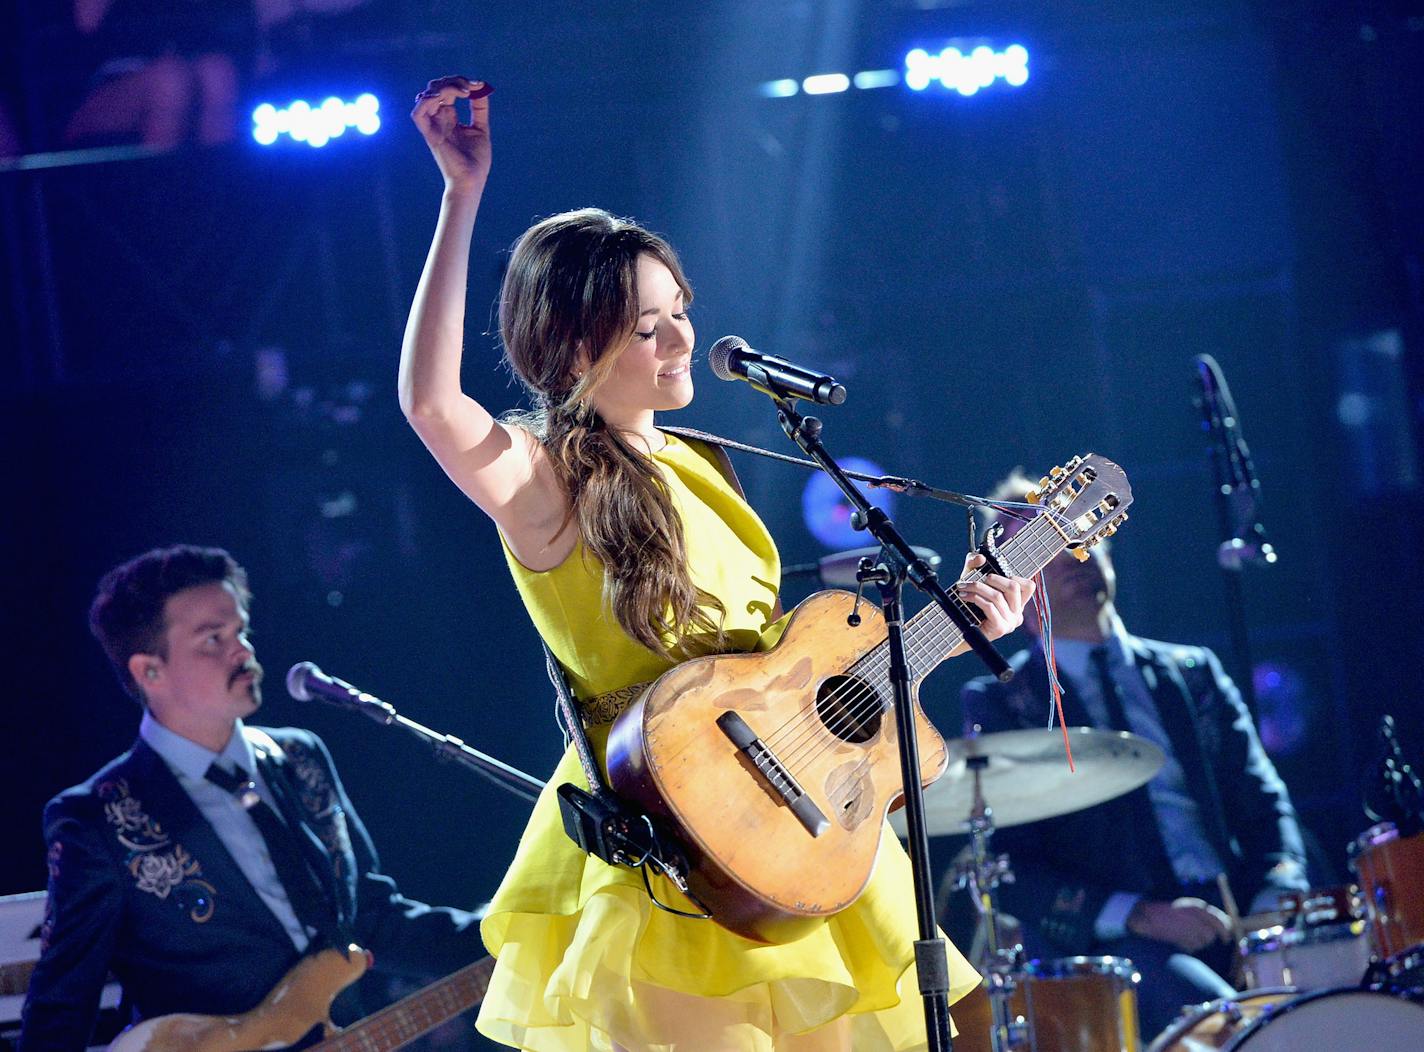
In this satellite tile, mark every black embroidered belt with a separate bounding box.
[580,681,653,725]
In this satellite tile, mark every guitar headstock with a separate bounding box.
[1026,454,1133,561]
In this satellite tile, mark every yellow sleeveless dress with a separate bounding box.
[475,432,980,1052]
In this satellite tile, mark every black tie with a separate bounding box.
[1089,644,1132,733]
[205,761,336,944]
[1087,644,1178,893]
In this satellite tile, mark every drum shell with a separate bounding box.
[951,957,1142,1052]
[1237,920,1371,990]
[1351,822,1424,962]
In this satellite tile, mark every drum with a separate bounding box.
[949,957,1141,1052]
[1146,988,1295,1052]
[1352,822,1424,973]
[1238,923,1371,989]
[1148,986,1424,1050]
[1222,987,1424,1049]
[1237,886,1370,990]
[1020,956,1142,1052]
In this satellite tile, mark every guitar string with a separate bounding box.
[765,515,1062,769]
[783,517,1065,789]
[775,518,1062,771]
[329,965,489,1050]
[764,515,1065,772]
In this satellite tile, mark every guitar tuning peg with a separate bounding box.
[1070,547,1091,562]
[1037,475,1051,491]
[1026,488,1042,505]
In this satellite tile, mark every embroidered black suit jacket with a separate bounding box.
[18,726,483,1051]
[959,638,1307,954]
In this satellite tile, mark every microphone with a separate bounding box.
[783,545,942,588]
[708,335,847,406]
[286,661,393,715]
[1194,355,1276,569]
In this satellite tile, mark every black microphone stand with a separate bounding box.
[768,392,1013,1052]
[1194,355,1276,722]
[309,678,546,804]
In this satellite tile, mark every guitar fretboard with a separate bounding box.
[319,956,494,1052]
[851,515,1068,686]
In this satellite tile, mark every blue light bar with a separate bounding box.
[904,44,1029,95]
[802,73,851,95]
[252,93,381,148]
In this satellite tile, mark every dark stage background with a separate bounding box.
[2,0,1423,1036]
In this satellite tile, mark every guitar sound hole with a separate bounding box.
[815,676,884,743]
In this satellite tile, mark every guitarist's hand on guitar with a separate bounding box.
[953,552,1035,644]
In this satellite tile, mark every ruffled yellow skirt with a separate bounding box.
[476,727,981,1051]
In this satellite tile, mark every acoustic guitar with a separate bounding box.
[108,945,493,1052]
[607,454,1131,942]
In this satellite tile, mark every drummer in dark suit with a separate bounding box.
[18,545,485,1051]
[959,475,1310,1038]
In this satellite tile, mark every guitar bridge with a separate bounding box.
[717,711,830,837]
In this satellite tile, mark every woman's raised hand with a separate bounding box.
[410,76,492,195]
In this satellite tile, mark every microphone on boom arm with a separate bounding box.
[708,336,847,406]
[1194,354,1277,570]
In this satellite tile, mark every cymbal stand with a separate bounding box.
[952,756,1027,1052]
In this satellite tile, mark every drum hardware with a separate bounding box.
[931,729,1166,1052]
[952,754,1029,1052]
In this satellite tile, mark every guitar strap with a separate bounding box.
[542,641,612,801]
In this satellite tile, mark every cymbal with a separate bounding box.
[890,727,1166,836]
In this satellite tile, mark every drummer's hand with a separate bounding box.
[1127,898,1233,953]
[956,553,1035,640]
[410,76,491,196]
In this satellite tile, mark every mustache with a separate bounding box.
[229,660,264,688]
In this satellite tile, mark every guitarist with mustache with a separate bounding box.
[18,545,487,1051]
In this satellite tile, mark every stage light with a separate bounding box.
[802,457,895,550]
[853,70,900,90]
[901,43,1030,95]
[252,93,383,148]
[760,78,800,98]
[802,73,851,95]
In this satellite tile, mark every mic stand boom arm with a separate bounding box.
[772,396,1012,682]
[769,394,1013,1052]
[315,679,546,804]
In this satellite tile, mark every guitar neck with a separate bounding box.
[316,956,494,1052]
[895,516,1066,683]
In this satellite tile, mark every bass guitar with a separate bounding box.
[607,454,1131,942]
[108,944,493,1052]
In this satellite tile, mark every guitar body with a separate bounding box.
[108,945,368,1052]
[108,947,494,1052]
[607,454,1135,944]
[607,589,947,943]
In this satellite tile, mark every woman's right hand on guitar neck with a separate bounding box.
[410,76,492,197]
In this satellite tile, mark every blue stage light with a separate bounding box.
[901,43,1030,95]
[802,457,895,550]
[760,78,800,98]
[853,69,900,90]
[252,93,382,148]
[802,73,851,95]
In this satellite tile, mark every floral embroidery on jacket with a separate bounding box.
[99,779,216,922]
